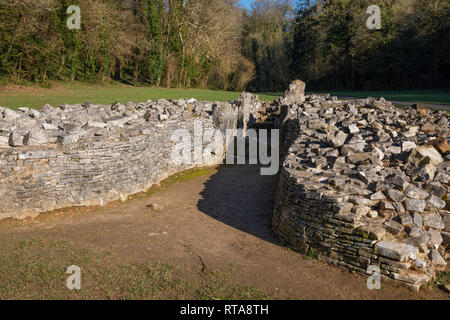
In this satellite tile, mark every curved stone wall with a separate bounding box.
[0,96,251,220]
[0,118,213,219]
[273,93,449,292]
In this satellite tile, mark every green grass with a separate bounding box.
[145,167,216,196]
[316,89,450,105]
[0,82,279,110]
[0,238,269,300]
[3,81,447,110]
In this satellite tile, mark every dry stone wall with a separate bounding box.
[273,90,450,292]
[0,97,255,220]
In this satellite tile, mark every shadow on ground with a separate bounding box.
[197,164,280,244]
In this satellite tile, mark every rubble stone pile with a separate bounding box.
[273,88,450,291]
[0,98,226,148]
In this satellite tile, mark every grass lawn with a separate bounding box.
[0,238,269,300]
[320,89,450,105]
[0,82,279,110]
[1,82,448,110]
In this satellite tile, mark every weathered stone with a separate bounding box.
[425,182,446,199]
[413,213,423,227]
[427,229,443,248]
[433,138,450,155]
[333,203,353,214]
[375,241,418,262]
[278,79,306,106]
[402,141,417,152]
[422,213,444,230]
[367,210,378,218]
[413,259,427,269]
[42,122,58,130]
[399,214,414,226]
[443,214,450,232]
[426,195,446,209]
[329,130,348,148]
[405,225,421,237]
[412,164,436,183]
[412,103,429,116]
[370,191,386,201]
[421,122,435,134]
[384,220,404,235]
[0,136,9,147]
[8,131,24,147]
[442,231,450,246]
[391,272,429,285]
[348,124,360,134]
[404,185,429,200]
[380,201,395,210]
[352,206,371,216]
[404,199,426,213]
[386,189,406,203]
[429,249,447,266]
[57,134,79,145]
[411,146,444,166]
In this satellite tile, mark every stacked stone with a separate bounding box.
[273,89,450,292]
[0,98,227,148]
[0,94,261,220]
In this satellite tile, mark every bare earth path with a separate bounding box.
[0,164,448,299]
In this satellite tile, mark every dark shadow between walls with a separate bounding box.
[197,164,280,244]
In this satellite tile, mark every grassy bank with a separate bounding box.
[0,82,279,110]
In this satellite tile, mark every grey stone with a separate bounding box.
[380,201,395,210]
[8,131,24,147]
[384,220,404,235]
[375,241,418,262]
[425,182,446,199]
[426,195,446,209]
[413,213,423,227]
[412,164,436,183]
[443,214,450,232]
[329,130,348,148]
[427,229,443,248]
[42,122,58,130]
[57,134,79,145]
[405,225,421,237]
[423,213,444,230]
[370,191,386,201]
[399,214,414,226]
[404,199,426,213]
[0,136,9,147]
[386,189,406,203]
[429,249,447,266]
[333,203,353,214]
[442,231,450,246]
[404,185,429,200]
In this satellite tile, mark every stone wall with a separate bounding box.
[0,96,251,220]
[273,88,449,292]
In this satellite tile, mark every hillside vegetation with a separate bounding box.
[0,0,449,92]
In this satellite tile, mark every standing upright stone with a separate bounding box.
[236,92,261,136]
[278,80,306,106]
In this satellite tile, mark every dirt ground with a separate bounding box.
[0,164,448,300]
